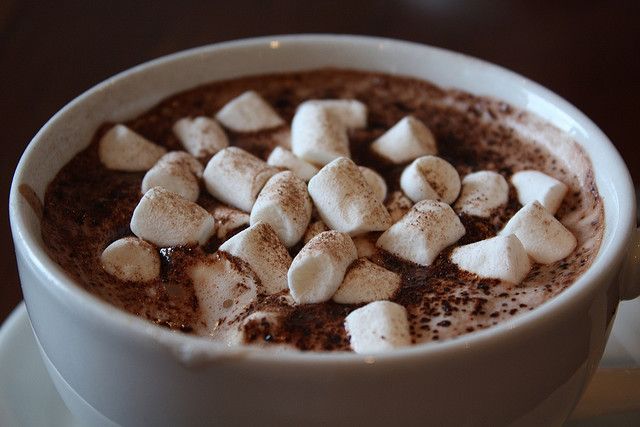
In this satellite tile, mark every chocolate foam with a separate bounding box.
[41,69,603,351]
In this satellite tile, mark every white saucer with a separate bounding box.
[1,299,639,427]
[0,303,78,426]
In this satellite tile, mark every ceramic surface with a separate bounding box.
[3,303,640,427]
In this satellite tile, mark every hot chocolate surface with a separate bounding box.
[41,69,603,351]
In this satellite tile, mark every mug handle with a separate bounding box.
[620,227,640,301]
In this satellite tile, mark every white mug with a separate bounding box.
[9,35,640,426]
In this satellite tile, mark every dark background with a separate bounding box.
[1,0,638,323]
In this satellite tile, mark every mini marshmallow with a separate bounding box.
[359,166,387,203]
[219,222,292,294]
[215,91,285,133]
[308,158,392,236]
[173,116,229,159]
[400,155,461,204]
[211,205,250,239]
[142,164,198,201]
[303,220,329,244]
[131,187,215,247]
[385,191,413,223]
[203,147,278,212]
[291,102,351,166]
[99,124,167,171]
[288,231,357,304]
[250,171,313,247]
[157,151,204,177]
[511,170,568,215]
[454,171,509,217]
[301,99,367,130]
[333,258,401,304]
[370,116,437,164]
[141,152,202,202]
[451,234,531,284]
[100,237,160,282]
[377,200,465,266]
[344,301,411,354]
[267,146,319,182]
[190,253,258,340]
[500,201,577,264]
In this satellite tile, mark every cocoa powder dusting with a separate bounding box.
[41,69,603,351]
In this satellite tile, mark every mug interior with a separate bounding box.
[9,34,636,363]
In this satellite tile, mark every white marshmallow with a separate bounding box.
[142,164,199,202]
[172,117,229,159]
[250,171,313,247]
[400,155,461,204]
[344,301,411,354]
[333,258,401,304]
[267,146,319,182]
[511,170,568,214]
[377,200,465,266]
[100,237,160,282]
[352,235,377,258]
[215,91,284,133]
[301,99,367,130]
[385,191,413,223]
[99,124,167,171]
[203,147,277,212]
[291,102,350,166]
[370,116,437,164]
[454,171,509,217]
[303,220,329,244]
[451,235,531,284]
[211,205,250,239]
[141,152,202,202]
[358,166,387,203]
[308,158,392,236]
[219,222,292,294]
[288,231,357,304]
[130,187,215,247]
[157,151,204,177]
[500,201,577,264]
[190,253,258,341]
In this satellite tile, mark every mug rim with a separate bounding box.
[9,34,637,364]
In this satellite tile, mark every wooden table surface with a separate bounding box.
[1,1,638,323]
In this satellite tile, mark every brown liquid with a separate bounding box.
[41,69,604,351]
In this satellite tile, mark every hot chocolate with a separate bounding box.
[40,69,603,352]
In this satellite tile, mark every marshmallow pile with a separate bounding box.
[96,91,578,354]
[451,175,575,283]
